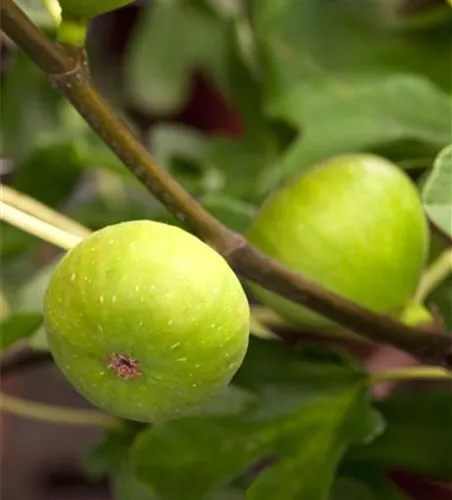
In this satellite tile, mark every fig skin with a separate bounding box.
[246,154,429,331]
[58,0,134,20]
[44,221,250,423]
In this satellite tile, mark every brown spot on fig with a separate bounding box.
[108,353,142,379]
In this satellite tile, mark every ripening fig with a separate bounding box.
[246,154,429,331]
[43,221,250,423]
[57,0,135,20]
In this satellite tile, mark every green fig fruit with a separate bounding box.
[58,0,135,20]
[246,154,429,331]
[44,221,250,423]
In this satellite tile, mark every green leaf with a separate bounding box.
[246,388,381,500]
[260,75,452,190]
[429,275,452,329]
[0,51,60,161]
[13,262,57,313]
[132,339,382,500]
[252,0,451,100]
[249,0,451,191]
[8,262,59,351]
[11,141,82,207]
[83,425,157,500]
[148,124,214,195]
[331,474,407,500]
[201,195,256,233]
[345,392,452,480]
[422,144,452,237]
[125,1,227,114]
[0,313,43,351]
[113,457,158,500]
[83,426,140,478]
[202,138,279,201]
[133,414,265,500]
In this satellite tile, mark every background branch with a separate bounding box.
[1,0,451,366]
[1,348,53,377]
[1,185,90,238]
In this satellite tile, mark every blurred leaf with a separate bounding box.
[423,232,452,328]
[133,414,265,500]
[84,426,141,478]
[422,144,452,237]
[252,0,451,100]
[13,261,58,313]
[67,197,153,232]
[331,474,407,500]
[201,194,256,232]
[197,385,258,418]
[11,142,82,207]
[149,124,285,204]
[0,224,36,259]
[429,275,452,329]
[7,262,60,352]
[148,124,214,195]
[113,457,158,500]
[15,0,57,29]
[132,338,382,500]
[205,487,244,500]
[331,477,376,500]
[344,391,452,480]
[0,313,43,351]
[202,138,278,201]
[83,426,157,500]
[261,75,452,190]
[126,1,228,114]
[0,51,60,161]
[150,124,209,171]
[376,0,452,32]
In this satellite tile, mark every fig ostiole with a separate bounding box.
[44,221,250,423]
[246,154,429,331]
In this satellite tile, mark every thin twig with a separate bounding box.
[415,248,452,303]
[371,366,452,384]
[0,392,119,428]
[1,184,90,238]
[0,201,82,249]
[1,0,451,366]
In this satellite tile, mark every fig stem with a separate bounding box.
[370,366,452,384]
[1,185,90,238]
[415,249,452,304]
[2,0,451,367]
[0,392,120,428]
[0,201,82,250]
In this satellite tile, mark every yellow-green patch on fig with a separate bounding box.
[44,221,250,423]
[246,154,429,331]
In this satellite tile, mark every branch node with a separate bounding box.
[48,45,90,91]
